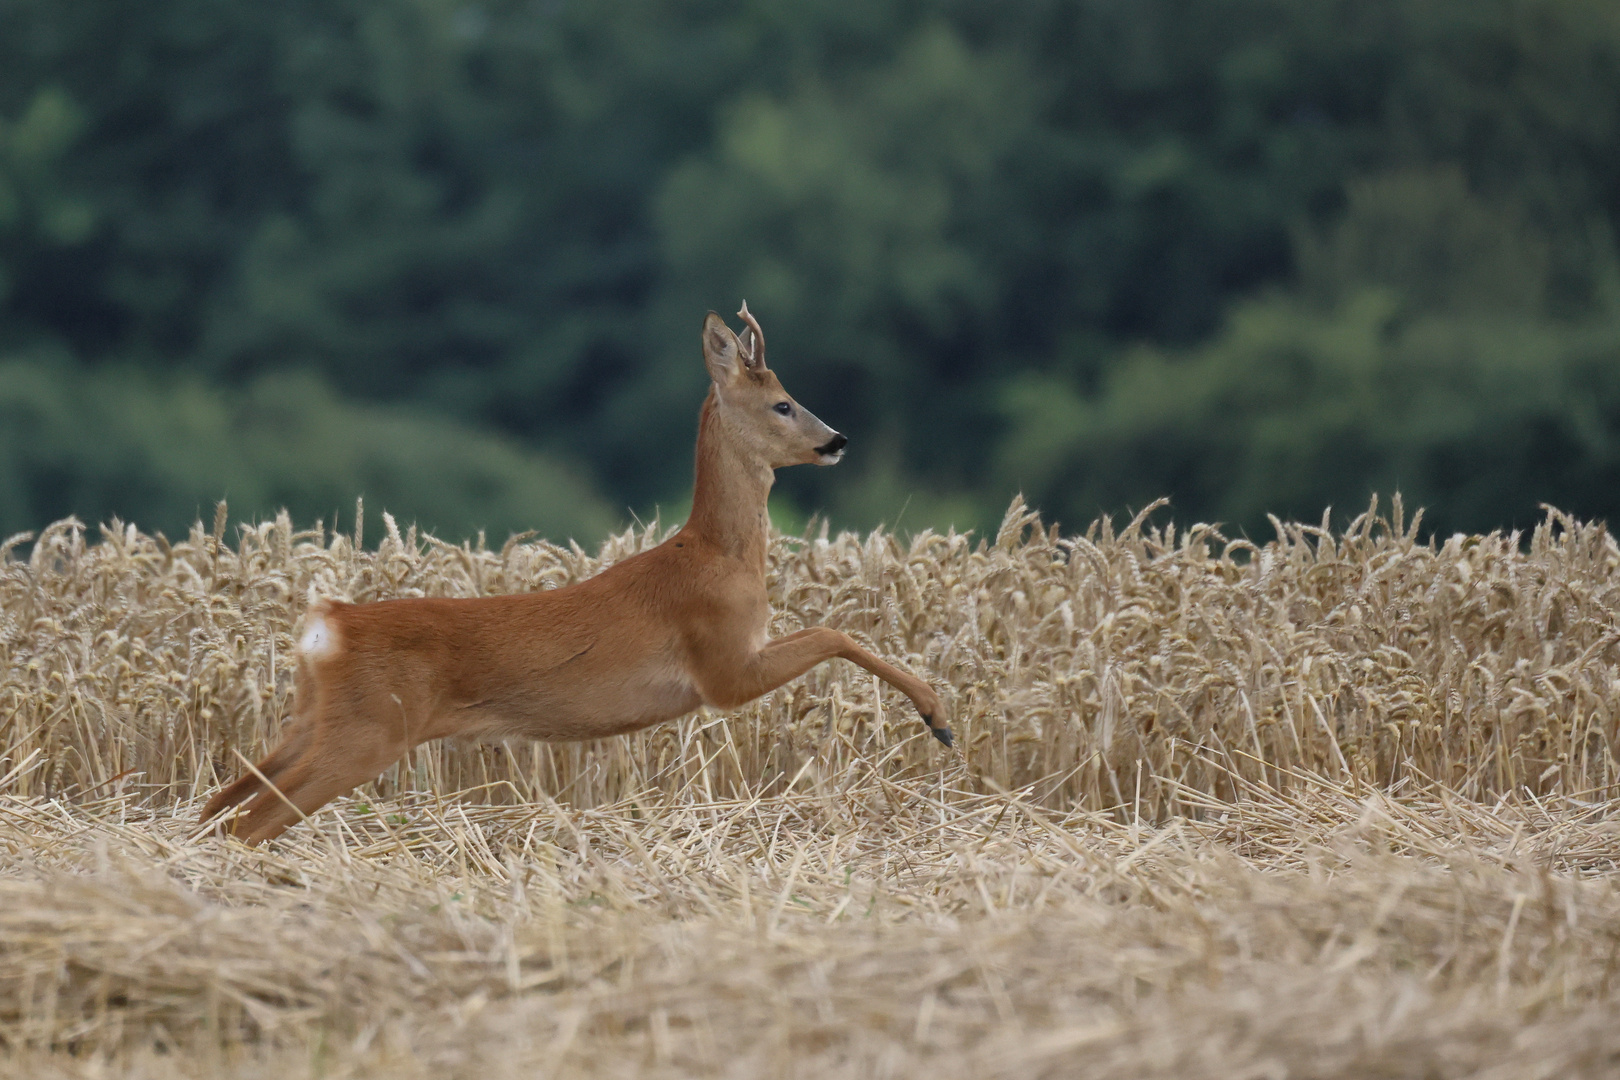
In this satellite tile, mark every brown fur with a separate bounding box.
[200,307,949,843]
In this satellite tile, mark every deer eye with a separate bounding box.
[773,401,793,416]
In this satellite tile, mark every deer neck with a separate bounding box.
[684,389,773,569]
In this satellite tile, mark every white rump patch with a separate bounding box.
[299,613,337,658]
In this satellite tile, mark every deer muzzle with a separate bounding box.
[816,432,848,464]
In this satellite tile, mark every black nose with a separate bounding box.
[817,433,848,456]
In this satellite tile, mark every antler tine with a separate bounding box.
[736,300,766,369]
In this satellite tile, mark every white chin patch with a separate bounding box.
[818,450,845,465]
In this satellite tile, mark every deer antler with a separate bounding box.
[737,300,766,369]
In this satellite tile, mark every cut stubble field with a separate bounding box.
[1,497,1618,1078]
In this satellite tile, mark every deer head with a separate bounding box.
[702,303,846,469]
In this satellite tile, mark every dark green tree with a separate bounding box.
[4,0,1620,540]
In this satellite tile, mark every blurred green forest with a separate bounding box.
[4,0,1620,543]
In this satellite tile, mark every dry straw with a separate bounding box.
[1,495,1618,1077]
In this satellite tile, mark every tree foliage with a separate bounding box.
[3,0,1620,539]
[0,356,613,542]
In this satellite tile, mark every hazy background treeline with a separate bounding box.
[3,0,1620,544]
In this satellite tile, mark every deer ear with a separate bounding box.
[702,312,741,384]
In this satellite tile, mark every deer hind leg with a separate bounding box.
[205,667,424,844]
[199,645,332,826]
[228,724,409,845]
[198,715,317,825]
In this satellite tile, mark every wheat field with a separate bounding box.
[1,496,1618,1078]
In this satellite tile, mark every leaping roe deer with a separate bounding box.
[201,304,950,844]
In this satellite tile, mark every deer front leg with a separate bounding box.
[697,627,951,746]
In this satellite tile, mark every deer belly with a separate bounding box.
[471,655,702,742]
